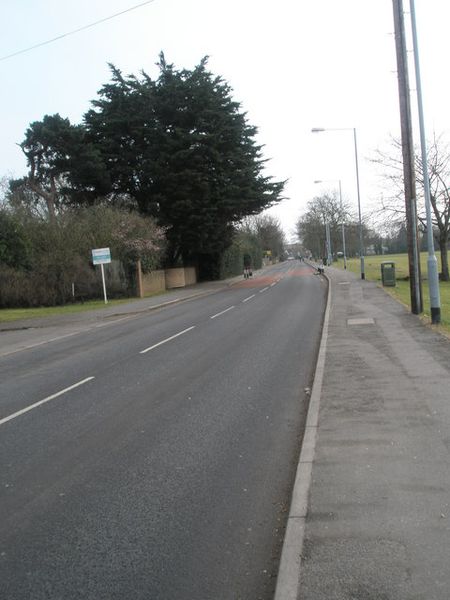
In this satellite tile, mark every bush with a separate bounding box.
[0,204,166,307]
[220,230,262,279]
[0,210,31,269]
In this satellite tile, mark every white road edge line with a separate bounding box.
[210,306,235,320]
[0,377,95,427]
[242,294,256,303]
[0,317,135,359]
[0,330,89,358]
[259,286,269,293]
[270,282,277,287]
[140,326,196,354]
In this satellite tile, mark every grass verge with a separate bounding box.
[0,297,139,324]
[334,252,450,336]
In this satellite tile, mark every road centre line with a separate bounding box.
[270,282,277,287]
[0,377,95,427]
[140,326,196,354]
[210,306,235,320]
[259,287,269,293]
[242,294,256,303]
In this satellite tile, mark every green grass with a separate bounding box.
[335,252,450,334]
[0,298,138,324]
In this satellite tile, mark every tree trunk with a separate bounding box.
[28,179,57,223]
[439,234,449,281]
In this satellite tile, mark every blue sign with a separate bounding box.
[92,247,111,265]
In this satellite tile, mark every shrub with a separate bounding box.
[0,204,166,307]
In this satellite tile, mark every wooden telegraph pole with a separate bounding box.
[392,0,423,314]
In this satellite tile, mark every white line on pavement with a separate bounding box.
[242,294,256,303]
[0,377,95,427]
[259,287,269,293]
[210,306,235,320]
[140,326,196,354]
[0,330,88,358]
[0,317,135,359]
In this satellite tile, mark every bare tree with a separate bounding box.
[296,191,355,259]
[372,134,450,280]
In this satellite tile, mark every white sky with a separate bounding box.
[1,0,449,241]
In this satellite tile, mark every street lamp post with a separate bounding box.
[339,180,347,270]
[314,179,347,269]
[325,220,332,266]
[312,127,365,279]
[410,0,441,324]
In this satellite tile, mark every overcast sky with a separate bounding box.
[1,0,449,240]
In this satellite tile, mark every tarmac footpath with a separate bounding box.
[275,266,450,600]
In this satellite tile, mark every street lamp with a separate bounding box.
[410,0,441,324]
[312,127,365,279]
[314,179,347,269]
[325,219,332,267]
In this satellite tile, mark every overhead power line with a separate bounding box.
[0,0,156,62]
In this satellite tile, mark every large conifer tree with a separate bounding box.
[84,54,285,277]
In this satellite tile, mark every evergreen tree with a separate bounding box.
[20,114,110,220]
[83,54,285,277]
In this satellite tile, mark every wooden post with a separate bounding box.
[136,259,144,298]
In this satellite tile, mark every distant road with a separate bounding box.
[0,261,327,600]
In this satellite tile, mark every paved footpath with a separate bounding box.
[276,265,450,600]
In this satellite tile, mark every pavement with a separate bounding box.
[275,265,450,600]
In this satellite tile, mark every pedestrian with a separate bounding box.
[243,253,252,279]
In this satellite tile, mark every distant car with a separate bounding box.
[287,256,295,260]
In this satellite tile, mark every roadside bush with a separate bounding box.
[0,266,32,307]
[220,230,262,279]
[0,204,165,307]
[0,210,31,269]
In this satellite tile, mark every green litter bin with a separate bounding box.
[381,261,396,287]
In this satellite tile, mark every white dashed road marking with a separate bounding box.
[0,377,95,426]
[140,326,196,354]
[210,306,235,320]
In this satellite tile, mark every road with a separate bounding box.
[0,261,326,600]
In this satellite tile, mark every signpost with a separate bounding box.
[91,248,111,304]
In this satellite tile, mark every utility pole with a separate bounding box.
[392,0,423,314]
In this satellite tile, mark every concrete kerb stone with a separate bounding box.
[101,273,248,321]
[0,268,262,333]
[0,285,229,333]
[0,293,204,333]
[0,272,254,354]
[98,290,216,321]
[273,270,331,600]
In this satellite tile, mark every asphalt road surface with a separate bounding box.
[0,261,327,600]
